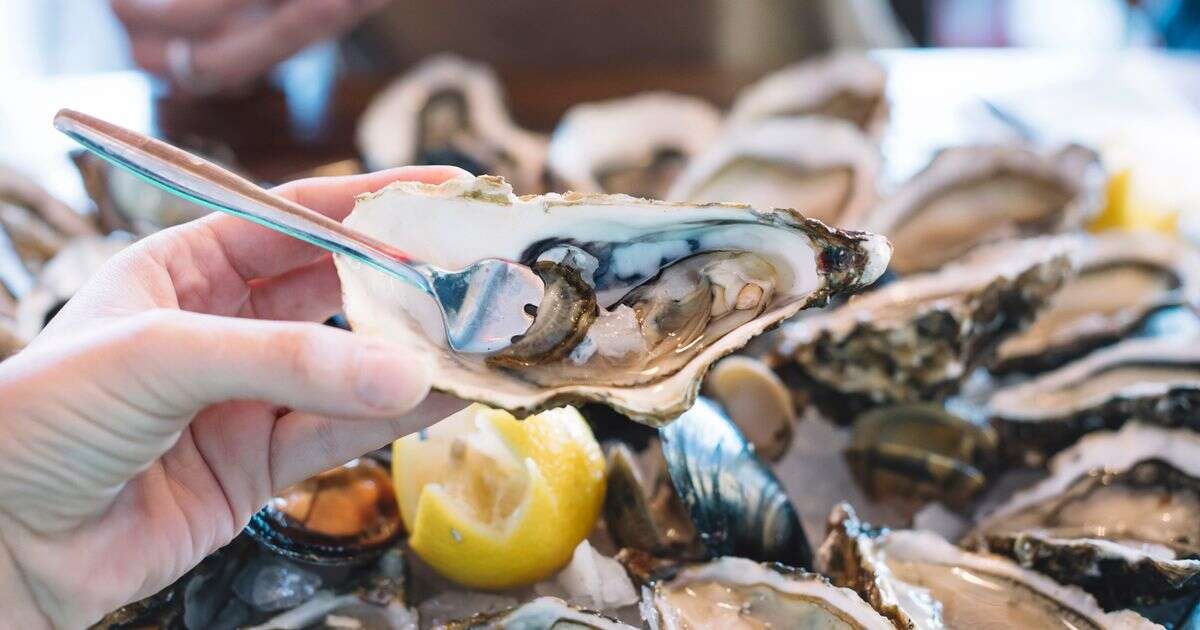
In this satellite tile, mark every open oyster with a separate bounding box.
[357,55,548,194]
[818,503,1158,629]
[546,92,721,199]
[771,236,1072,423]
[861,144,1104,276]
[335,175,890,423]
[988,336,1200,462]
[666,118,880,228]
[994,232,1200,374]
[443,596,635,629]
[621,551,895,629]
[728,52,889,137]
[966,423,1200,622]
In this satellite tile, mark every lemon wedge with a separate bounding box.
[393,404,606,590]
[1090,168,1179,234]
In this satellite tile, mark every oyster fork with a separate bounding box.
[53,109,542,354]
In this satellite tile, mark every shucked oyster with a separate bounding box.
[621,551,895,629]
[818,503,1158,629]
[994,232,1200,374]
[667,118,880,229]
[967,423,1200,621]
[546,92,722,199]
[336,175,890,423]
[988,336,1200,463]
[772,236,1073,423]
[861,144,1104,276]
[357,55,548,194]
[728,52,889,137]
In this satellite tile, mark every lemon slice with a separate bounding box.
[393,404,605,590]
[1090,168,1179,234]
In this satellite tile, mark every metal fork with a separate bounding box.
[53,109,543,354]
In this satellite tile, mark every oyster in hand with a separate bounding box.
[335,175,890,424]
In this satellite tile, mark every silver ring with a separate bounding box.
[165,38,216,95]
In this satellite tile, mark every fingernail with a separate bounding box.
[355,344,431,410]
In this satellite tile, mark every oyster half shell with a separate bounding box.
[772,236,1073,423]
[667,118,880,229]
[861,144,1104,275]
[988,336,1200,462]
[546,92,721,199]
[966,423,1200,618]
[994,232,1200,374]
[336,175,890,423]
[818,503,1159,629]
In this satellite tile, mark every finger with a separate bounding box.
[111,0,262,38]
[199,166,468,281]
[117,309,431,418]
[243,255,341,322]
[267,394,468,491]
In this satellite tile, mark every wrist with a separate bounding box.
[0,530,54,629]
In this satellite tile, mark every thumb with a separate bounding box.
[122,310,432,418]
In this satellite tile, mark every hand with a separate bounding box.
[0,166,469,628]
[110,0,391,94]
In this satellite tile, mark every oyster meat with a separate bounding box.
[728,52,889,137]
[667,118,880,228]
[818,503,1158,629]
[860,144,1104,275]
[546,92,721,199]
[622,552,895,630]
[357,55,548,194]
[443,596,636,629]
[995,232,1200,373]
[771,235,1072,423]
[335,175,890,423]
[988,336,1200,462]
[966,423,1200,619]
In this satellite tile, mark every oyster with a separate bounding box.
[702,355,795,461]
[818,503,1158,629]
[666,118,880,229]
[994,232,1200,373]
[845,404,999,509]
[0,162,97,239]
[861,144,1104,275]
[356,55,548,194]
[16,234,134,341]
[72,148,215,235]
[443,596,635,629]
[622,551,895,629]
[335,175,890,423]
[546,92,721,199]
[728,52,889,137]
[988,336,1200,462]
[603,441,702,558]
[772,236,1072,423]
[966,423,1200,619]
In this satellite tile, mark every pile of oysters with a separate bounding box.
[94,52,1200,629]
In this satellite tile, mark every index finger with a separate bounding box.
[202,165,468,281]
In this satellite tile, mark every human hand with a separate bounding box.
[0,166,469,628]
[110,0,391,94]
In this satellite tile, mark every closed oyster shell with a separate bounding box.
[546,92,721,199]
[667,118,880,228]
[861,144,1104,275]
[994,232,1200,374]
[728,52,889,137]
[771,236,1073,423]
[988,336,1200,462]
[335,175,889,423]
[356,55,548,194]
[817,503,1159,629]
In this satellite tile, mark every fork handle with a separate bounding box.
[53,108,435,294]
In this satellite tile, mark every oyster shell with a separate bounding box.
[702,355,795,460]
[728,52,889,137]
[666,118,880,228]
[17,234,134,341]
[335,175,890,423]
[817,503,1158,629]
[443,596,636,629]
[988,336,1200,462]
[546,92,721,199]
[621,551,895,629]
[993,232,1200,374]
[861,144,1104,276]
[356,55,548,194]
[966,423,1200,619]
[771,235,1073,423]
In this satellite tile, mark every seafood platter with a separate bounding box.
[7,52,1200,628]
